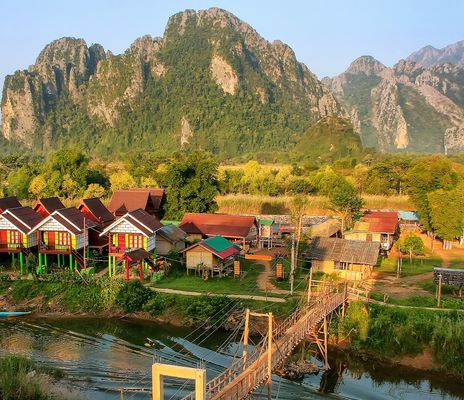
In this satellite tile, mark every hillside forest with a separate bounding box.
[2,146,464,245]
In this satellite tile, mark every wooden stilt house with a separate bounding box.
[29,207,97,273]
[0,207,43,273]
[78,198,115,252]
[99,208,163,278]
[33,197,65,218]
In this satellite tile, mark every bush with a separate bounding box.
[117,281,154,313]
[143,294,168,316]
[185,296,232,326]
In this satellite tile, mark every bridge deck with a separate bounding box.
[181,289,346,400]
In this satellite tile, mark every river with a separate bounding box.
[0,317,463,399]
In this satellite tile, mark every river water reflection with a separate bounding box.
[0,317,462,399]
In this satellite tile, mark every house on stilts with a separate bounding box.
[99,208,163,280]
[0,196,22,213]
[0,207,44,273]
[29,207,97,273]
[78,198,115,253]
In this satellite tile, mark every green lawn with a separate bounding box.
[377,256,442,277]
[153,260,281,296]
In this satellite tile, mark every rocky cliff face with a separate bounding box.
[324,56,464,153]
[1,7,340,156]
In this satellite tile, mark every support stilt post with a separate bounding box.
[38,253,42,274]
[139,262,143,282]
[307,267,313,303]
[267,312,273,400]
[323,315,329,370]
[108,255,112,277]
[437,273,443,308]
[58,253,61,269]
[12,253,15,269]
[44,254,48,274]
[19,252,24,274]
[125,259,129,281]
[242,308,250,368]
[69,254,73,272]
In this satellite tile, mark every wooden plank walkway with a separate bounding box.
[181,289,347,400]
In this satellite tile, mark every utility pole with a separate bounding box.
[307,267,313,303]
[290,233,295,295]
[267,312,273,400]
[83,216,87,269]
[242,308,250,368]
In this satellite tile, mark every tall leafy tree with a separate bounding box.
[404,156,458,233]
[329,184,364,232]
[163,151,220,219]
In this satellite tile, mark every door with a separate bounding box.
[48,231,55,248]
[366,234,372,242]
[0,230,7,247]
[118,234,126,251]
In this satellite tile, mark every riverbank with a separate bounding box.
[2,275,463,383]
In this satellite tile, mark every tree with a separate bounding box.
[400,233,425,262]
[428,183,464,249]
[404,156,458,234]
[329,184,364,232]
[29,175,47,197]
[163,151,220,219]
[110,170,136,191]
[84,183,105,198]
[7,167,32,199]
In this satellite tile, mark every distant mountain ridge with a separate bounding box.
[324,54,464,153]
[0,7,346,159]
[407,40,464,67]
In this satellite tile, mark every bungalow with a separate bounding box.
[78,198,116,251]
[33,197,65,218]
[107,188,166,218]
[305,236,380,281]
[100,208,163,277]
[29,207,98,272]
[310,218,342,238]
[181,235,241,276]
[0,206,43,272]
[398,211,420,232]
[179,213,258,246]
[0,196,22,213]
[258,219,279,249]
[156,224,188,256]
[344,211,398,251]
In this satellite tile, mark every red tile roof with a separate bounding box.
[179,213,257,238]
[108,189,165,216]
[0,196,22,212]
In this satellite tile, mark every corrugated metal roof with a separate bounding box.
[158,224,187,243]
[80,198,115,224]
[0,196,22,212]
[180,213,256,238]
[108,189,165,215]
[310,219,341,238]
[259,219,274,225]
[33,197,65,215]
[2,207,44,234]
[306,237,379,266]
[398,211,420,221]
[181,235,240,259]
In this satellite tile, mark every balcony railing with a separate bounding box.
[39,243,71,252]
[0,243,22,250]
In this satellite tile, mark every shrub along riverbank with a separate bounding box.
[0,355,65,400]
[335,302,464,378]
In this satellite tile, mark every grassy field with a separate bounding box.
[377,256,443,277]
[217,194,413,215]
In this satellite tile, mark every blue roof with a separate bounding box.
[398,211,420,221]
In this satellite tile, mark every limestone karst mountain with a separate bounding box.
[0,8,343,158]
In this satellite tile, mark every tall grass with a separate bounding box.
[217,194,413,215]
[0,355,63,400]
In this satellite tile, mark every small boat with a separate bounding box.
[0,311,31,318]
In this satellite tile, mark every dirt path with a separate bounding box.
[253,248,290,294]
[146,286,286,303]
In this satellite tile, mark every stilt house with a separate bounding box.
[107,188,166,218]
[0,207,43,273]
[78,198,115,252]
[99,208,163,277]
[29,207,97,272]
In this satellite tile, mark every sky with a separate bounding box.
[1,0,464,92]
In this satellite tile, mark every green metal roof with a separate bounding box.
[204,235,235,252]
[259,219,274,225]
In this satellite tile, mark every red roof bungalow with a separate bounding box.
[33,197,65,218]
[78,198,116,251]
[179,213,258,246]
[100,208,163,277]
[180,235,241,276]
[0,207,44,272]
[107,188,166,218]
[30,207,97,272]
[0,196,22,213]
[344,211,399,251]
